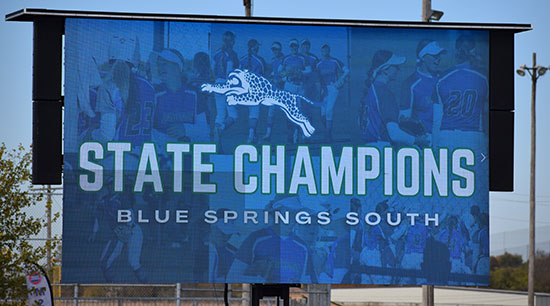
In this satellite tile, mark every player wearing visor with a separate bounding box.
[359,50,428,147]
[399,39,446,146]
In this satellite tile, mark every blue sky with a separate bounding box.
[1,0,550,236]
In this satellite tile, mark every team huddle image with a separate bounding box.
[63,18,490,285]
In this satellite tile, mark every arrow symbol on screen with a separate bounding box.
[480,153,487,163]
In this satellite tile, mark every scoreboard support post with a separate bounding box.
[250,284,298,306]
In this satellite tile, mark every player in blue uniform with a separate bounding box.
[280,39,311,95]
[433,36,489,250]
[239,39,267,143]
[153,48,206,144]
[89,190,147,283]
[115,69,156,145]
[317,44,349,140]
[300,39,319,74]
[208,209,238,283]
[433,34,488,152]
[471,213,489,276]
[153,48,206,248]
[261,41,285,141]
[321,198,362,283]
[300,39,320,101]
[76,56,103,144]
[86,35,156,283]
[400,39,446,144]
[212,31,240,144]
[226,195,312,283]
[359,50,428,147]
[280,38,312,143]
[269,42,285,89]
[358,200,396,284]
[435,215,471,279]
[188,52,215,140]
[398,222,428,284]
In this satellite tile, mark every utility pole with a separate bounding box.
[421,1,432,306]
[517,53,549,306]
[421,1,441,305]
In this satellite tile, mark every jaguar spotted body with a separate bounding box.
[201,69,316,137]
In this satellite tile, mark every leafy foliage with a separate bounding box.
[490,251,550,293]
[533,250,550,293]
[0,144,54,304]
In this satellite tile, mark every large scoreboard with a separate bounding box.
[6,8,530,285]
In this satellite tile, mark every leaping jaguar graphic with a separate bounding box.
[201,69,316,137]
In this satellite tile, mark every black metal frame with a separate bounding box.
[6,8,530,187]
[250,284,299,306]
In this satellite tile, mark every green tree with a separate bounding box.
[490,252,523,270]
[490,251,550,293]
[0,144,55,304]
[534,250,550,293]
[490,265,528,291]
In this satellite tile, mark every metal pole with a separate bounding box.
[244,0,252,17]
[73,284,79,306]
[46,185,52,270]
[243,284,250,306]
[422,1,434,305]
[176,283,181,306]
[528,52,537,306]
[422,285,434,306]
[422,0,431,21]
[224,283,229,306]
[241,5,252,301]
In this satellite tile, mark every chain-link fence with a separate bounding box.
[48,283,328,306]
[490,226,550,260]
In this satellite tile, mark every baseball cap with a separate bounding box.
[156,49,184,72]
[301,39,310,45]
[371,50,406,78]
[417,40,446,59]
[271,41,282,50]
[289,38,299,47]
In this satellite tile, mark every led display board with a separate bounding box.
[58,17,496,285]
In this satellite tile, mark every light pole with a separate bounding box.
[422,1,443,306]
[242,3,252,304]
[516,52,549,306]
[422,0,444,22]
[243,0,253,17]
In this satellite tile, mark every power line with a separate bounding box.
[491,216,550,225]
[491,197,550,206]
